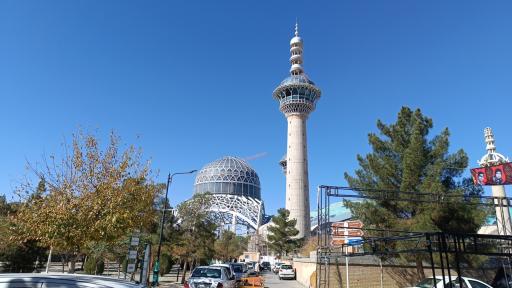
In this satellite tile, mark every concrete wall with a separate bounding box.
[293,256,497,288]
[293,258,316,287]
[285,114,310,238]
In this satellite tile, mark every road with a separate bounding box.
[261,271,304,288]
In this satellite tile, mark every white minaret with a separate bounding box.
[273,23,321,238]
[478,127,512,235]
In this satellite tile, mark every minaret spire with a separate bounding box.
[289,22,304,75]
[478,127,509,167]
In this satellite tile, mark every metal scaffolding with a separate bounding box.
[316,185,512,288]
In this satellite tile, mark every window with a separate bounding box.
[447,280,468,288]
[414,278,441,288]
[0,283,42,288]
[191,268,222,279]
[468,280,491,288]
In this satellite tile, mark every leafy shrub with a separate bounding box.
[159,254,174,276]
[84,257,105,275]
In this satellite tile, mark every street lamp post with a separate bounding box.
[153,170,197,287]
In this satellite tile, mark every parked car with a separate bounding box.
[210,264,235,281]
[409,276,492,288]
[278,264,296,280]
[230,263,248,282]
[0,273,143,288]
[245,262,254,274]
[185,266,236,288]
[272,262,284,274]
[260,261,271,271]
[247,262,259,276]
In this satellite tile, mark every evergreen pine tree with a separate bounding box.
[344,107,487,279]
[267,208,302,257]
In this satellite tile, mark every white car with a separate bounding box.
[0,274,143,288]
[272,262,284,274]
[210,264,236,283]
[186,266,236,288]
[278,264,296,280]
[409,276,491,288]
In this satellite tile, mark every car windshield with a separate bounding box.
[281,265,292,269]
[191,268,222,278]
[415,278,441,288]
[232,265,244,273]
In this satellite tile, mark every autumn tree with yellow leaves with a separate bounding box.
[12,131,160,273]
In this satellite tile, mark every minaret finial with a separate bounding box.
[478,127,509,166]
[289,21,304,75]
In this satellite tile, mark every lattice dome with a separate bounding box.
[194,156,261,200]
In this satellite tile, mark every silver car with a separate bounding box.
[210,264,235,281]
[0,274,143,288]
[186,266,235,288]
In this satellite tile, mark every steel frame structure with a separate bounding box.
[316,185,512,288]
[208,194,264,235]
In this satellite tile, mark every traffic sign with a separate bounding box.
[331,220,364,229]
[331,238,347,246]
[347,238,364,246]
[128,250,137,259]
[346,229,364,237]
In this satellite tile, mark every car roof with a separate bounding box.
[0,274,142,287]
[194,266,224,271]
[211,264,230,268]
[430,276,484,281]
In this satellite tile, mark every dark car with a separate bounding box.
[260,262,271,271]
[230,263,248,282]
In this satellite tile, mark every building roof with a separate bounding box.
[194,156,261,199]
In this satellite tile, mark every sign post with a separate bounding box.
[141,244,151,286]
[126,230,141,279]
[331,220,364,248]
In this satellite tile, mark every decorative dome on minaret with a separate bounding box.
[273,21,321,116]
[478,127,509,167]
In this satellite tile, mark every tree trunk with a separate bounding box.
[181,261,189,284]
[45,246,53,273]
[415,256,425,281]
[68,255,77,274]
[81,255,86,271]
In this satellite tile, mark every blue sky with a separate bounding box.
[1,1,511,215]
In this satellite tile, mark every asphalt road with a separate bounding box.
[261,271,304,288]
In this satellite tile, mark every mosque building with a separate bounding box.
[189,23,326,239]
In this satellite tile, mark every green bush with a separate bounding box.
[159,254,174,276]
[84,257,105,275]
[121,258,127,273]
[0,240,47,273]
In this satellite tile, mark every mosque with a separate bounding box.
[186,23,336,239]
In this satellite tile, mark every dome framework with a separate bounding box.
[194,156,265,234]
